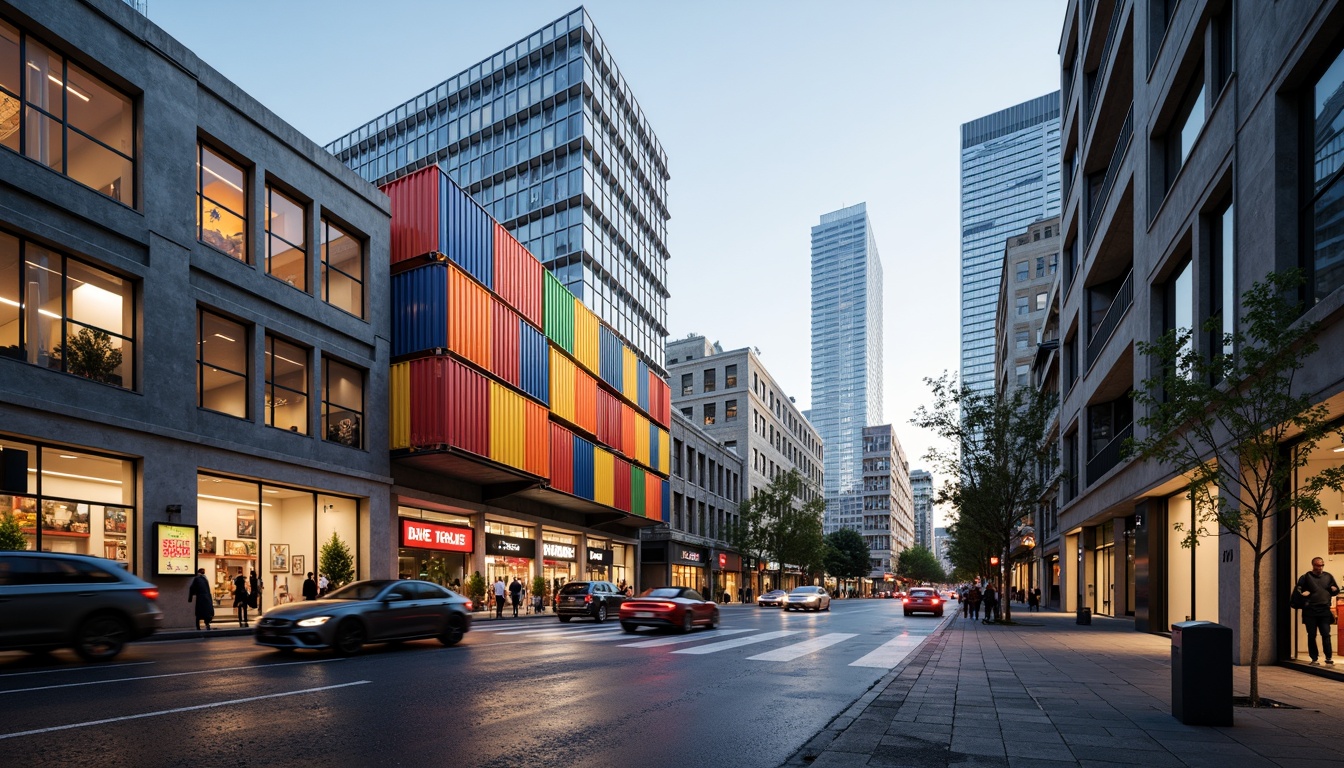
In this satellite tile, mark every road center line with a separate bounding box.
[0,657,345,695]
[0,680,371,740]
[0,661,155,678]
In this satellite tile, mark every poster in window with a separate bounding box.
[198,532,217,555]
[270,543,289,573]
[1329,523,1344,556]
[155,522,197,576]
[224,539,255,557]
[327,412,361,447]
[236,508,256,539]
[291,554,305,576]
[104,506,128,534]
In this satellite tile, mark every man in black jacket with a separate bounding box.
[302,572,318,601]
[1297,557,1340,665]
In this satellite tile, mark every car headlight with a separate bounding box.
[296,616,332,627]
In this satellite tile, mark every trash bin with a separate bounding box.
[1171,621,1233,726]
[1076,607,1091,625]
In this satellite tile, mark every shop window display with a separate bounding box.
[485,520,534,588]
[397,505,472,588]
[541,530,577,591]
[1289,440,1344,662]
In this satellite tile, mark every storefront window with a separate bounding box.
[542,530,577,589]
[397,505,472,588]
[671,564,704,591]
[1166,488,1219,626]
[1289,438,1344,662]
[485,520,534,589]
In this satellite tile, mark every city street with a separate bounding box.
[0,598,946,768]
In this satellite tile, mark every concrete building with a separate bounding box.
[933,527,952,574]
[1057,0,1344,667]
[994,218,1061,396]
[910,469,934,551]
[327,8,671,375]
[810,203,883,535]
[0,0,392,629]
[961,93,1062,399]
[861,425,913,579]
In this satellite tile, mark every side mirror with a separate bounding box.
[383,593,405,603]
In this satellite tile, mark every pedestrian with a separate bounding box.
[1028,587,1040,612]
[961,587,971,618]
[188,567,214,630]
[302,572,318,601]
[233,567,250,627]
[509,576,523,617]
[249,568,262,613]
[1018,587,1026,604]
[1296,556,1341,665]
[318,573,330,597]
[745,586,753,603]
[983,583,999,622]
[493,577,507,618]
[738,587,744,603]
[969,584,982,620]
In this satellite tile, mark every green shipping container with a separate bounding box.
[544,270,575,353]
[630,466,646,517]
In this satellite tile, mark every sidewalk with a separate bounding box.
[786,610,1344,767]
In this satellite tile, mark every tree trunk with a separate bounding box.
[1250,550,1262,707]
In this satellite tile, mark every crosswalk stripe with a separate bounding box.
[848,632,926,668]
[491,624,620,636]
[618,629,753,648]
[494,626,622,638]
[746,633,857,662]
[671,630,799,655]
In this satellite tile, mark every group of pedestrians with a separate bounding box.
[187,566,329,630]
[494,576,527,618]
[957,581,1043,622]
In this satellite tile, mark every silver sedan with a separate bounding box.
[782,586,832,612]
[255,579,472,655]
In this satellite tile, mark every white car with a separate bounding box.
[782,586,831,612]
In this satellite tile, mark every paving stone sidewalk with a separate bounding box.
[784,610,1344,767]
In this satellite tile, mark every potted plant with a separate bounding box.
[61,327,122,385]
[531,575,548,613]
[466,571,487,611]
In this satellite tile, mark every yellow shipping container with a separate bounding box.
[594,448,614,507]
[490,382,526,470]
[389,362,410,450]
[549,348,576,423]
[573,298,600,375]
[634,413,650,467]
[621,346,638,402]
[658,427,670,474]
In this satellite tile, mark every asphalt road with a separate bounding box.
[0,598,949,768]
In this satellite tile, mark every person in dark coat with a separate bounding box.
[508,577,523,617]
[233,568,249,627]
[302,572,318,601]
[188,568,214,630]
[1297,556,1341,665]
[1028,587,1041,612]
[249,569,262,614]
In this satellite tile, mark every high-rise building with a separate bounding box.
[810,203,883,535]
[861,425,913,578]
[994,217,1061,396]
[910,469,933,551]
[327,8,671,374]
[933,527,952,573]
[960,93,1061,398]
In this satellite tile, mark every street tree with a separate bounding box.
[912,373,1055,623]
[727,469,826,588]
[1127,269,1344,707]
[895,545,945,584]
[824,528,871,594]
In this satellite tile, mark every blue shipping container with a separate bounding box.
[439,172,493,289]
[519,318,550,405]
[391,264,447,358]
[649,425,660,473]
[660,478,669,520]
[599,326,623,391]
[637,360,650,411]
[573,435,595,500]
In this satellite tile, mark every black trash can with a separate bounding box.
[1076,607,1091,625]
[1171,620,1233,726]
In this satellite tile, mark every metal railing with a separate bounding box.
[1086,422,1133,486]
[1086,269,1133,369]
[1087,0,1126,118]
[1087,105,1133,240]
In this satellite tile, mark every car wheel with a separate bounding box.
[904,611,912,617]
[334,619,366,656]
[74,613,129,662]
[559,615,572,623]
[621,622,637,633]
[439,615,466,646]
[824,602,831,612]
[935,610,944,618]
[596,604,608,623]
[708,610,719,630]
[680,612,694,633]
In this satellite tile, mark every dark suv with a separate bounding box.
[554,581,626,623]
[0,552,162,660]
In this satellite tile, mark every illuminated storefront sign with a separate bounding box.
[400,519,473,553]
[587,547,613,566]
[542,541,576,561]
[485,533,535,559]
[155,523,197,576]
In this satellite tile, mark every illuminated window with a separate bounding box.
[198,144,247,261]
[265,335,308,434]
[266,185,307,291]
[324,357,364,449]
[320,218,363,318]
[198,310,247,418]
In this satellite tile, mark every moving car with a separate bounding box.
[554,580,626,623]
[0,551,162,661]
[255,579,472,655]
[903,587,944,617]
[756,589,788,607]
[619,587,719,633]
[783,586,831,612]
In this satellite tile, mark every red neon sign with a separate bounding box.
[400,519,473,553]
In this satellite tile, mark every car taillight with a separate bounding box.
[464,600,473,611]
[140,588,159,600]
[584,595,592,604]
[931,598,940,605]
[901,598,909,604]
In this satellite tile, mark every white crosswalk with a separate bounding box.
[671,630,800,655]
[747,632,857,662]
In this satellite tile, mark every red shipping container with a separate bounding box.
[408,356,489,456]
[525,400,550,478]
[621,403,636,457]
[647,373,671,427]
[491,297,521,387]
[596,389,619,451]
[613,457,631,513]
[550,422,574,494]
[574,366,598,436]
[493,224,543,330]
[645,477,663,522]
[384,166,440,265]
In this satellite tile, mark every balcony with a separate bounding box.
[1086,269,1133,370]
[1087,0,1126,119]
[1086,422,1132,486]
[1086,105,1133,240]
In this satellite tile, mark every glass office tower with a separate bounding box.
[326,8,671,374]
[811,203,883,534]
[960,93,1061,397]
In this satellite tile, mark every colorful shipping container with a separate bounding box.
[613,457,630,513]
[489,382,526,470]
[593,449,614,507]
[572,435,595,500]
[630,466,645,517]
[449,264,491,371]
[574,365,598,436]
[549,348,577,424]
[491,297,520,388]
[524,399,550,477]
[621,346,639,404]
[382,166,493,287]
[544,270,574,353]
[389,362,410,450]
[549,423,574,494]
[390,264,448,357]
[406,356,489,456]
[572,299,600,375]
[519,320,549,404]
[492,223,543,329]
[599,326,623,391]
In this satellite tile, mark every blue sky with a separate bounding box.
[150,0,1068,525]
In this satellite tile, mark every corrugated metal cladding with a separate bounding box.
[525,400,549,477]
[574,366,598,436]
[449,264,491,371]
[491,297,521,388]
[621,404,636,457]
[518,320,549,404]
[492,223,543,329]
[390,362,410,450]
[613,458,631,513]
[648,375,670,426]
[572,435,595,500]
[653,477,667,523]
[549,423,574,494]
[544,271,574,353]
[594,449,614,507]
[630,467,645,517]
[621,347,638,403]
[648,425,661,474]
[549,348,576,424]
[391,264,448,358]
[573,299,600,374]
[489,382,526,470]
[599,326,623,391]
[408,356,489,456]
[659,430,670,473]
[634,412,650,466]
[384,165,439,265]
[438,172,493,289]
[637,361,650,411]
[596,389,620,449]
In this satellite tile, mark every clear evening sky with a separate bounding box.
[150,0,1067,528]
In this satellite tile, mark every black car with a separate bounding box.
[554,580,626,623]
[255,579,472,655]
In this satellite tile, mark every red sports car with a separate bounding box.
[619,587,720,633]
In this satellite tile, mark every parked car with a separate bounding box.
[0,551,162,661]
[903,587,944,617]
[757,589,788,607]
[619,587,719,633]
[783,586,831,612]
[255,579,472,655]
[554,580,626,623]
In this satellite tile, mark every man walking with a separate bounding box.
[188,568,214,630]
[508,576,523,617]
[302,572,318,601]
[983,583,999,622]
[493,577,507,618]
[1297,557,1340,665]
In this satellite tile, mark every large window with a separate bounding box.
[724,364,737,388]
[266,185,307,291]
[198,144,247,261]
[1164,258,1194,378]
[0,19,134,204]
[320,218,363,318]
[1165,70,1207,187]
[265,335,307,434]
[0,231,134,388]
[1208,202,1235,363]
[1307,48,1344,303]
[198,310,247,418]
[323,357,364,449]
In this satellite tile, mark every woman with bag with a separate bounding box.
[1295,557,1340,665]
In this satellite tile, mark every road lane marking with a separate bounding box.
[618,628,754,648]
[0,657,345,695]
[746,633,858,662]
[0,680,371,740]
[671,630,800,655]
[0,661,155,678]
[492,628,622,639]
[848,631,931,668]
[491,625,621,636]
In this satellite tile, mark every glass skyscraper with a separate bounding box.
[960,93,1061,397]
[811,203,883,534]
[325,8,671,374]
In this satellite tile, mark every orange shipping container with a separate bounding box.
[449,264,491,371]
[645,477,663,522]
[524,399,549,477]
[574,365,598,436]
[621,404,636,458]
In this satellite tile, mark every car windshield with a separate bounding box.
[910,589,935,597]
[642,588,685,599]
[324,581,389,600]
[789,587,819,594]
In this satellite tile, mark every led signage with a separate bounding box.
[400,519,473,553]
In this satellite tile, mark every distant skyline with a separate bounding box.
[149,0,1069,525]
